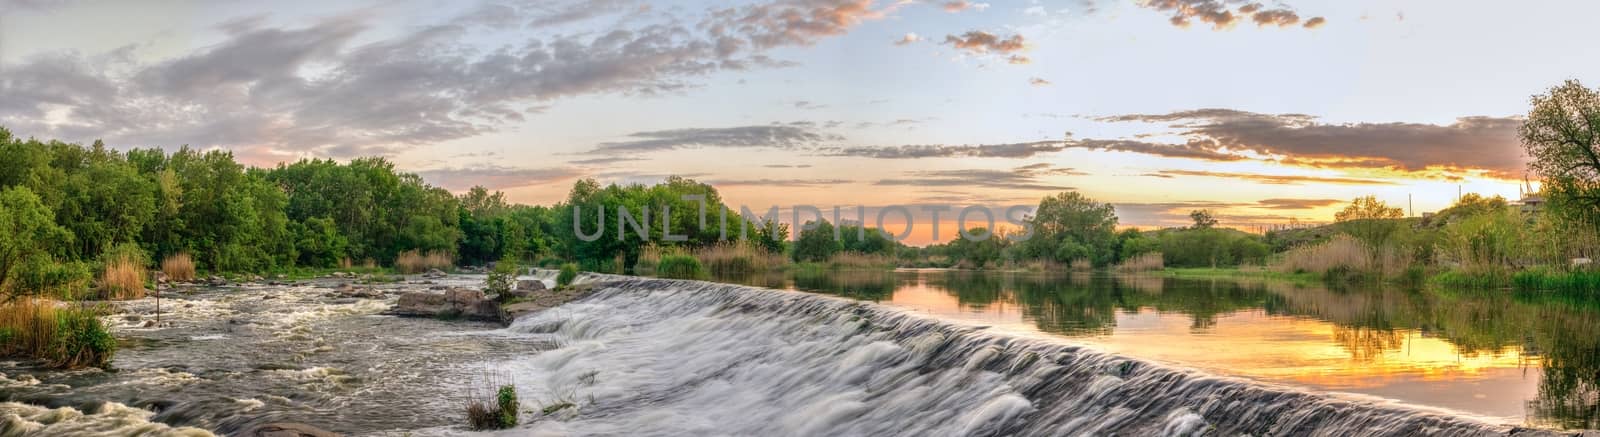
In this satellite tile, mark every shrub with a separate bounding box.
[396,250,452,274]
[161,253,195,283]
[655,254,705,280]
[557,263,579,287]
[486,258,518,299]
[1115,252,1164,272]
[98,244,148,300]
[827,251,896,270]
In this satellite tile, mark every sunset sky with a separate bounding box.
[1,0,1591,243]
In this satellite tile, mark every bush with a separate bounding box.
[655,254,705,280]
[557,263,579,287]
[51,307,115,369]
[396,250,453,274]
[161,253,196,283]
[486,258,518,299]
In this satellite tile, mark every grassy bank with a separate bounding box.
[1154,267,1323,283]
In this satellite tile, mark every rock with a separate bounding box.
[238,422,341,437]
[331,272,350,279]
[207,276,228,287]
[331,282,382,298]
[422,268,448,279]
[250,275,264,282]
[502,283,599,320]
[387,288,503,322]
[516,280,547,292]
[124,315,141,322]
[334,283,355,293]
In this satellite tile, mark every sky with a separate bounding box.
[0,0,1592,244]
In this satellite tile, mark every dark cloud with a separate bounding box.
[0,0,885,159]
[416,166,581,191]
[1255,198,1343,210]
[1100,109,1526,177]
[822,138,1247,162]
[875,163,1079,191]
[1150,170,1399,185]
[1140,0,1324,30]
[593,124,843,153]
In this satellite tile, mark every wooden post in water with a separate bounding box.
[153,268,161,324]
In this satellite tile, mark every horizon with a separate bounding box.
[0,0,1583,244]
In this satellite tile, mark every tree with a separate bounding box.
[0,186,86,299]
[1521,80,1600,226]
[1335,196,1403,222]
[792,220,842,262]
[1189,210,1218,229]
[1022,191,1119,266]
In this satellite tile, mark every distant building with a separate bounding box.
[1514,193,1544,214]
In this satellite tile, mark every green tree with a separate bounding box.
[1022,191,1119,266]
[1335,196,1403,222]
[1189,210,1218,229]
[792,220,843,262]
[1521,80,1600,226]
[0,186,85,299]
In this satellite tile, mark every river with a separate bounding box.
[0,269,1594,435]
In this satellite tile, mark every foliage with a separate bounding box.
[1153,228,1269,268]
[485,257,519,298]
[792,220,844,263]
[1439,208,1532,273]
[1018,191,1119,267]
[1189,210,1218,229]
[1521,79,1600,227]
[466,383,519,430]
[1335,196,1403,222]
[557,263,579,287]
[50,306,115,369]
[0,186,86,299]
[655,254,706,279]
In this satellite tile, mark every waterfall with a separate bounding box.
[493,276,1553,437]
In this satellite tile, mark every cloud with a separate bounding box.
[875,163,1079,191]
[821,137,1247,162]
[0,0,886,159]
[894,32,922,46]
[793,100,827,110]
[1099,109,1526,177]
[943,30,1026,55]
[569,156,648,166]
[1139,0,1324,30]
[1148,170,1399,185]
[592,124,843,153]
[705,178,853,187]
[940,1,989,12]
[1254,198,1343,210]
[762,164,814,168]
[1029,77,1052,86]
[416,166,581,191]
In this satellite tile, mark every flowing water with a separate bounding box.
[1,269,1595,436]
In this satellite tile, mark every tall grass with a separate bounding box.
[1069,258,1093,272]
[161,253,195,283]
[463,373,518,430]
[395,250,452,274]
[0,298,115,369]
[1115,252,1164,272]
[827,251,896,270]
[1272,234,1414,282]
[655,254,706,280]
[98,244,147,300]
[693,241,786,275]
[634,245,667,274]
[338,257,353,269]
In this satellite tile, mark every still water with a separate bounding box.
[712,269,1600,430]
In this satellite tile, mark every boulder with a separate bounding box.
[422,268,448,279]
[330,283,382,299]
[388,288,503,322]
[516,279,547,292]
[238,422,341,437]
[206,276,228,287]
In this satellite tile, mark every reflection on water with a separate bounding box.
[710,269,1600,430]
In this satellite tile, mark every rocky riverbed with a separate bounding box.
[0,272,590,436]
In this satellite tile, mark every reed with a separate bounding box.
[97,245,147,300]
[693,241,786,275]
[1115,252,1165,272]
[395,250,452,274]
[1069,258,1093,272]
[656,254,706,280]
[463,372,518,430]
[338,257,353,269]
[634,245,667,274]
[0,298,115,369]
[160,253,195,283]
[827,251,896,270]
